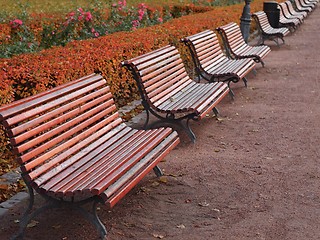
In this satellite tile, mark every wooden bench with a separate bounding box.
[252,11,290,46]
[121,45,230,142]
[278,2,303,31]
[293,0,314,13]
[0,73,180,239]
[300,0,318,7]
[216,22,271,67]
[181,29,256,97]
[284,1,307,20]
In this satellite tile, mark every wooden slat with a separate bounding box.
[29,120,125,183]
[54,129,156,196]
[90,128,173,195]
[41,126,138,192]
[154,78,196,109]
[104,132,180,208]
[0,74,104,123]
[11,88,111,142]
[21,109,119,169]
[16,98,115,154]
[77,129,166,195]
[146,66,187,98]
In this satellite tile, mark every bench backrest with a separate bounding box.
[252,11,273,32]
[216,22,247,57]
[121,45,195,111]
[0,73,123,185]
[181,30,225,73]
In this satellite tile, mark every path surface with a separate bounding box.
[0,8,319,240]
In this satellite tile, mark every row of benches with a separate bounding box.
[252,0,317,46]
[0,5,317,238]
[277,0,316,31]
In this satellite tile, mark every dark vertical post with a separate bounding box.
[240,0,251,43]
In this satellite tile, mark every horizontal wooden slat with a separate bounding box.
[89,128,173,195]
[104,132,180,208]
[11,88,112,142]
[40,126,138,192]
[0,74,104,123]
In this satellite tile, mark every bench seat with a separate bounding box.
[122,45,230,142]
[0,73,180,239]
[216,22,271,67]
[252,11,290,46]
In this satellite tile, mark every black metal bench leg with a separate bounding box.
[142,109,150,129]
[227,81,235,99]
[76,201,107,240]
[11,201,57,240]
[272,38,280,47]
[153,166,163,177]
[242,77,248,88]
[212,107,219,117]
[252,67,257,76]
[183,118,196,143]
[23,181,35,218]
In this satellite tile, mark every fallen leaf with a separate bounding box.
[152,233,165,239]
[216,117,224,122]
[140,186,151,192]
[151,181,160,187]
[52,224,61,229]
[159,176,167,183]
[198,201,210,207]
[177,224,186,229]
[27,220,39,228]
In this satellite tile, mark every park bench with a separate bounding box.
[181,29,256,97]
[0,73,180,239]
[301,0,318,7]
[252,11,290,46]
[121,45,230,142]
[278,2,303,28]
[216,22,271,67]
[293,0,314,13]
[277,4,300,32]
[284,1,308,19]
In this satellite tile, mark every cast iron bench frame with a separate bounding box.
[121,45,230,143]
[0,73,180,239]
